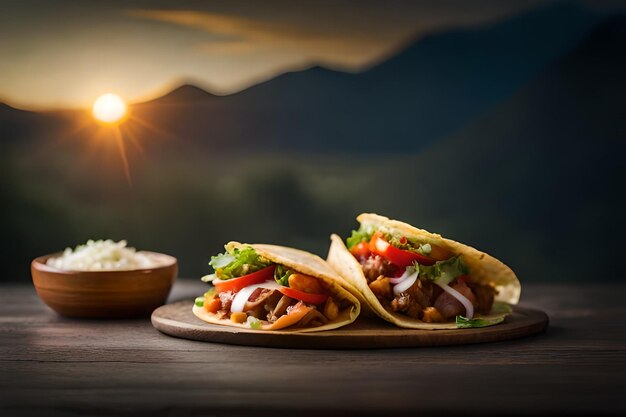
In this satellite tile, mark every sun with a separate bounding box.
[92,93,127,124]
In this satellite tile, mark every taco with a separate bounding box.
[193,242,360,332]
[327,213,520,329]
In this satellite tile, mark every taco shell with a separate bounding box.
[327,213,521,329]
[193,242,360,332]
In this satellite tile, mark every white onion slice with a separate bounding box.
[230,281,282,313]
[436,282,474,319]
[393,269,419,295]
[389,268,413,284]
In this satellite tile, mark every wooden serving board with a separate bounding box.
[151,300,548,349]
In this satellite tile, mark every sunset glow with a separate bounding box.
[0,2,555,109]
[92,94,127,124]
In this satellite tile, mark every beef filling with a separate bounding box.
[363,255,497,322]
[389,278,443,319]
[210,289,343,327]
[360,255,398,282]
[467,281,496,314]
[433,280,477,320]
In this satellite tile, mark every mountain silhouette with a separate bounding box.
[0,102,55,144]
[1,3,624,281]
[0,102,29,121]
[144,84,218,105]
[127,2,600,153]
[380,14,626,282]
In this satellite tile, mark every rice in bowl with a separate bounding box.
[46,239,167,271]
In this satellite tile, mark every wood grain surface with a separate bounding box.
[152,301,548,349]
[1,279,625,417]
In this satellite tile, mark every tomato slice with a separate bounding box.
[278,286,329,305]
[349,241,371,258]
[369,234,436,267]
[457,275,471,284]
[213,265,276,293]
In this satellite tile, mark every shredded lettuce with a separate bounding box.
[346,224,375,249]
[349,225,430,255]
[208,246,270,280]
[388,235,432,255]
[456,315,504,328]
[200,274,216,282]
[455,303,512,328]
[209,253,235,269]
[274,264,292,287]
[246,316,261,330]
[418,243,432,255]
[417,256,468,286]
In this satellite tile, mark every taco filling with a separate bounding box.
[195,245,352,330]
[345,225,499,325]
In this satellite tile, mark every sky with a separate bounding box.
[0,0,619,109]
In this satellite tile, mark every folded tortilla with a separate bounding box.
[193,242,360,332]
[327,213,521,329]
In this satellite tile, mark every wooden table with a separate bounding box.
[1,280,624,416]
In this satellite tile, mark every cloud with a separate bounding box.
[126,2,551,70]
[195,39,254,54]
[128,10,274,41]
[126,9,399,68]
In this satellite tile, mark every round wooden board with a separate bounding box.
[152,300,548,349]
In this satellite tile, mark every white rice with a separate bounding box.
[46,239,164,271]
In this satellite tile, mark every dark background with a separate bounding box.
[1,1,624,284]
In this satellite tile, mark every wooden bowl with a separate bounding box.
[31,252,178,318]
